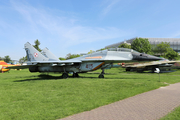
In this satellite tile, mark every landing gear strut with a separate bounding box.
[98,69,104,78]
[62,67,69,79]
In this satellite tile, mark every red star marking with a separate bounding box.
[34,53,38,57]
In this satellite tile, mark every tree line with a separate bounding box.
[0,56,12,63]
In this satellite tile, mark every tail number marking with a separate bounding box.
[86,64,93,69]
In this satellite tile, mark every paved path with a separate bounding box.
[59,83,180,120]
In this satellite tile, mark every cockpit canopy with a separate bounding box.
[108,48,140,53]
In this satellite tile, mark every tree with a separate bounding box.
[118,43,131,49]
[33,39,41,52]
[164,48,180,60]
[19,56,28,64]
[59,57,66,60]
[151,42,180,60]
[131,38,151,54]
[0,57,4,60]
[4,55,11,63]
[66,53,81,60]
[96,48,106,52]
[152,42,170,56]
[99,48,106,50]
[87,50,95,54]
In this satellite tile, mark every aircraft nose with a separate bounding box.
[132,52,164,61]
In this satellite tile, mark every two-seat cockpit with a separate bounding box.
[107,48,140,53]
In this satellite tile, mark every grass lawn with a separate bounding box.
[1,68,180,120]
[160,106,180,120]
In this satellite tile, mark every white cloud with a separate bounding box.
[10,1,127,49]
[101,0,121,15]
[170,31,180,38]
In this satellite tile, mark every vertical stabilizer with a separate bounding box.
[25,42,49,61]
[42,47,60,61]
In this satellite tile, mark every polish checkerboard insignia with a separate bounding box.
[34,52,38,57]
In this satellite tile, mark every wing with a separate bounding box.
[7,60,82,69]
[28,59,82,65]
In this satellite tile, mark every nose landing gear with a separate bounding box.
[98,69,104,78]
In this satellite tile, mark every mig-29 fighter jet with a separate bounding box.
[7,42,163,78]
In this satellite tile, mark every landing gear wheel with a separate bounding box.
[137,70,143,73]
[62,73,69,79]
[98,74,104,78]
[152,68,156,73]
[73,73,79,77]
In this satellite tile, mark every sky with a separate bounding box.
[0,0,180,60]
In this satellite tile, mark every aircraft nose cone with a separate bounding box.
[147,54,164,61]
[132,52,163,61]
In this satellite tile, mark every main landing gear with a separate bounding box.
[98,69,104,78]
[73,72,79,78]
[62,72,79,79]
[62,73,69,79]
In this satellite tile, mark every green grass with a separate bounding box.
[1,68,180,120]
[160,106,180,120]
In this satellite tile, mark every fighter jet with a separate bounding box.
[123,59,177,73]
[7,42,163,78]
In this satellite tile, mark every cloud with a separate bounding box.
[9,1,127,48]
[170,31,180,38]
[101,0,121,15]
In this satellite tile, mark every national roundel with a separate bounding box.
[34,52,38,57]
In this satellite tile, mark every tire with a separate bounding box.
[62,73,69,79]
[98,74,104,78]
[73,73,79,77]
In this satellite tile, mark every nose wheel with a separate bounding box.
[98,74,104,78]
[98,69,105,78]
